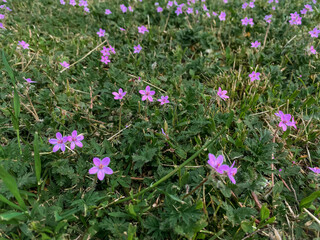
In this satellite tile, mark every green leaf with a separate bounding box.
[128,203,137,217]
[13,87,20,119]
[108,212,130,218]
[2,51,15,85]
[260,204,270,222]
[0,165,27,210]
[0,194,25,211]
[127,223,137,240]
[34,132,41,184]
[0,211,25,221]
[300,191,320,209]
[241,220,255,233]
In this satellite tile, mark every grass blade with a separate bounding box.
[0,194,25,211]
[1,51,16,85]
[0,165,27,211]
[34,132,41,185]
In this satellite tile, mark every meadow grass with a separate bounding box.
[0,0,320,239]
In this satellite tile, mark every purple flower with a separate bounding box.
[289,12,302,25]
[84,7,90,13]
[23,77,36,83]
[186,7,193,14]
[223,0,228,3]
[89,157,113,180]
[175,6,183,16]
[79,0,88,7]
[305,4,313,12]
[309,167,320,174]
[67,130,84,149]
[0,14,4,19]
[161,128,169,138]
[275,110,297,131]
[207,154,229,174]
[251,40,261,48]
[167,1,173,8]
[241,17,254,26]
[139,86,155,102]
[300,8,307,15]
[226,161,238,184]
[134,44,142,53]
[217,87,229,101]
[128,6,133,12]
[120,4,127,13]
[60,0,66,4]
[242,2,248,9]
[138,25,149,34]
[203,4,208,11]
[97,28,105,37]
[212,11,217,16]
[157,6,163,12]
[112,88,127,100]
[18,41,29,49]
[309,27,320,38]
[157,96,169,105]
[249,71,260,82]
[264,14,272,23]
[49,132,68,152]
[310,45,317,54]
[101,46,110,56]
[69,0,76,6]
[105,9,112,15]
[248,1,255,8]
[219,11,226,21]
[119,27,126,31]
[60,61,70,68]
[101,55,110,65]
[0,23,4,29]
[108,45,116,54]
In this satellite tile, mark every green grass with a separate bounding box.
[0,0,320,239]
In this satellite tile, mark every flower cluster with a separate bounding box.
[289,12,302,25]
[275,111,297,131]
[49,130,84,152]
[241,17,254,26]
[0,1,12,29]
[60,0,90,13]
[207,154,238,184]
[100,45,116,65]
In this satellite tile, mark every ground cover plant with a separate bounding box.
[0,0,320,239]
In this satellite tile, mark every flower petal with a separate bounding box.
[70,142,75,150]
[93,158,101,166]
[103,167,113,175]
[142,95,147,101]
[139,90,146,95]
[101,157,110,166]
[56,132,62,139]
[52,144,60,152]
[97,170,105,180]
[216,155,224,165]
[72,130,77,137]
[49,139,58,144]
[60,144,66,152]
[75,141,83,148]
[89,166,99,174]
[77,135,84,141]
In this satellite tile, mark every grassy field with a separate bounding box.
[0,0,320,239]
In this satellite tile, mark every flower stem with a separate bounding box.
[119,101,123,131]
[103,127,227,207]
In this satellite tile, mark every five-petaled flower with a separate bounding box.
[89,157,113,180]
[207,154,229,174]
[217,87,229,101]
[219,11,226,21]
[251,40,261,48]
[275,110,297,131]
[105,9,112,15]
[249,71,261,82]
[49,132,68,152]
[97,28,105,37]
[309,27,320,38]
[138,25,149,34]
[18,41,29,49]
[158,96,169,105]
[264,15,272,23]
[139,85,155,102]
[67,130,84,150]
[112,88,127,100]
[134,44,142,53]
[60,61,70,68]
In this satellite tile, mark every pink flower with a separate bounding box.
[219,11,226,21]
[167,1,173,8]
[112,88,127,100]
[248,1,255,8]
[157,96,169,105]
[264,14,272,23]
[49,132,68,152]
[60,0,66,4]
[105,9,112,15]
[18,41,29,49]
[241,17,254,26]
[139,86,155,102]
[23,77,36,83]
[89,157,113,180]
[275,110,297,131]
[120,4,127,13]
[310,45,317,54]
[108,45,116,54]
[101,55,110,65]
[134,44,142,53]
[101,46,110,56]
[300,8,307,15]
[175,6,183,16]
[119,27,126,31]
[60,61,70,68]
[67,130,84,149]
[79,0,88,7]
[157,7,163,12]
[0,14,5,19]
[212,11,217,16]
[249,71,261,82]
[309,167,320,174]
[138,25,149,34]
[97,28,105,37]
[305,4,313,12]
[186,7,193,14]
[207,154,229,174]
[217,87,229,101]
[128,6,133,12]
[203,4,208,11]
[226,161,238,184]
[242,2,248,9]
[309,27,320,38]
[251,40,261,48]
[84,7,90,13]
[69,0,76,6]
[0,23,5,29]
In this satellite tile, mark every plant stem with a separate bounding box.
[104,127,227,207]
[16,129,22,155]
[119,101,123,131]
